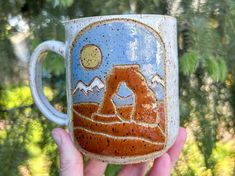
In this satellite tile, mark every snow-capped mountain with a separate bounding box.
[151,74,165,87]
[73,77,104,95]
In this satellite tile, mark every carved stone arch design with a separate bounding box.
[98,65,158,123]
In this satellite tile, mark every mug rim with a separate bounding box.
[62,14,176,24]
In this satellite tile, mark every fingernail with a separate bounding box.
[52,129,62,146]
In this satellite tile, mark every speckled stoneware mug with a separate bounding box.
[29,14,179,164]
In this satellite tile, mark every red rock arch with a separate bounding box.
[98,65,158,123]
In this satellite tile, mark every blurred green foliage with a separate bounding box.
[0,0,234,175]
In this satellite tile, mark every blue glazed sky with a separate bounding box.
[72,21,165,104]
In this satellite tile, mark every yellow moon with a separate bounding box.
[80,44,102,69]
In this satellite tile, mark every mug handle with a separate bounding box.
[29,40,69,125]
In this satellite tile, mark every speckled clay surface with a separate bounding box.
[29,14,179,164]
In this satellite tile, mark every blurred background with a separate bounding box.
[0,0,235,175]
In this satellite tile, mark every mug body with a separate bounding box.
[64,15,179,164]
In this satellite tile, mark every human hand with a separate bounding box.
[52,127,186,176]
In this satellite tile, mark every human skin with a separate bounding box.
[52,127,186,176]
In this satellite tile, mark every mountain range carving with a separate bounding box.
[73,77,104,95]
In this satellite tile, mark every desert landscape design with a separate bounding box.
[73,65,166,156]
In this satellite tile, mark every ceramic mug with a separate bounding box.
[29,14,179,164]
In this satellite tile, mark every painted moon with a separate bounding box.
[80,44,102,69]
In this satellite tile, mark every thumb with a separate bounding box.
[52,128,83,176]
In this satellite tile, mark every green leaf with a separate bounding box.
[205,57,220,81]
[217,58,228,82]
[180,50,199,75]
[61,0,74,7]
[47,0,74,7]
[205,57,227,82]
